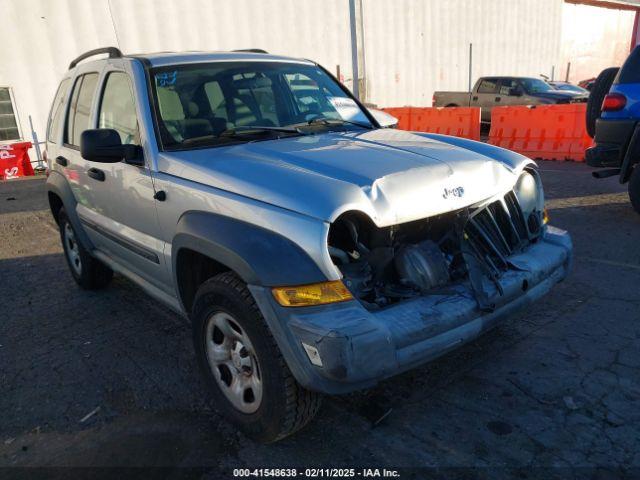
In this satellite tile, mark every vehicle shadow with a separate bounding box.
[0,250,515,468]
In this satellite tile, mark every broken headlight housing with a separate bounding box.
[513,169,545,236]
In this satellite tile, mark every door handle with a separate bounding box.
[55,156,68,167]
[495,97,501,102]
[87,167,105,182]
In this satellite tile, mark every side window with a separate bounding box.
[98,72,140,145]
[498,79,517,96]
[47,79,70,143]
[477,78,498,94]
[65,73,98,147]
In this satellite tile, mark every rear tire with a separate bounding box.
[628,166,640,214]
[191,272,322,443]
[586,67,620,138]
[58,208,113,289]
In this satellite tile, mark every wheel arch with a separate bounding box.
[45,170,94,250]
[172,211,328,314]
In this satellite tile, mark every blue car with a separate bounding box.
[586,46,640,213]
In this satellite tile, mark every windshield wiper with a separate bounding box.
[219,125,302,137]
[292,117,373,130]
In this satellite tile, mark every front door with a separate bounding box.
[498,78,524,107]
[75,66,169,293]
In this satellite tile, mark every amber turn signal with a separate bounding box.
[543,208,550,224]
[272,280,354,307]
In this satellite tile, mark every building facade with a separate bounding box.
[0,0,637,159]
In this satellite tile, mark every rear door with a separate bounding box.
[473,77,500,122]
[59,68,101,214]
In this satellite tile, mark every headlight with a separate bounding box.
[513,170,545,234]
[272,280,354,307]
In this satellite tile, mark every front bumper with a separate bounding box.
[250,226,572,395]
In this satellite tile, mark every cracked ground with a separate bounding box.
[0,161,638,478]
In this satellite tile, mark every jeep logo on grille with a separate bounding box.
[443,186,465,199]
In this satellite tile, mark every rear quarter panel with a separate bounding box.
[603,82,640,120]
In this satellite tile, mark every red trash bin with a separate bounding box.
[0,142,34,180]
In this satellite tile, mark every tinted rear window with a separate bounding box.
[65,73,98,146]
[477,78,498,94]
[47,79,70,143]
[616,46,640,84]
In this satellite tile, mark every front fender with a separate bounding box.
[172,211,328,288]
[418,132,536,173]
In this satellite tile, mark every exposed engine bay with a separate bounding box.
[328,170,545,311]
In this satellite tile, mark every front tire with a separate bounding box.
[58,208,113,289]
[192,272,322,443]
[628,166,640,214]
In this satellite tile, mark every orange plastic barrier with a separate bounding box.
[381,107,413,130]
[382,107,481,141]
[488,104,592,162]
[0,142,34,180]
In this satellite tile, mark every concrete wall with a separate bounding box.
[560,2,636,83]
[362,0,564,107]
[0,0,353,153]
[0,0,634,159]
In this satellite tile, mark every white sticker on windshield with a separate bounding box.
[328,97,368,122]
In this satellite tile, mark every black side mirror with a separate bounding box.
[509,87,523,97]
[80,129,142,164]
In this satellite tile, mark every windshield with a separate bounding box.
[520,78,555,94]
[150,61,373,150]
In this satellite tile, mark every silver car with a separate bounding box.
[45,47,572,442]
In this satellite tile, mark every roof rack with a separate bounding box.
[69,47,123,70]
[233,49,268,54]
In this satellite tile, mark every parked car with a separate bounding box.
[547,81,590,104]
[586,45,640,213]
[579,77,597,91]
[433,76,582,123]
[548,81,589,95]
[45,48,573,442]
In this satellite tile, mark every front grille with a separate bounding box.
[464,191,539,276]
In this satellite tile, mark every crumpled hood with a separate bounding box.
[158,129,528,227]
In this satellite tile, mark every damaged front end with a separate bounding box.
[249,167,572,395]
[329,168,547,313]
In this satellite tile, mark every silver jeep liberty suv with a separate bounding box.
[45,47,572,442]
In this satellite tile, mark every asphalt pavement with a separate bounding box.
[0,162,638,479]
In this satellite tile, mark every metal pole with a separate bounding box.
[565,62,571,82]
[349,0,360,99]
[29,115,44,171]
[468,43,473,93]
[551,65,555,81]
